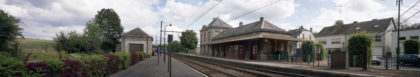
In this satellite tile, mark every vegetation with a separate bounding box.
[403,39,419,54]
[169,41,184,53]
[0,9,23,56]
[94,8,124,52]
[54,31,97,53]
[347,32,373,67]
[315,43,326,60]
[301,41,315,62]
[180,30,198,53]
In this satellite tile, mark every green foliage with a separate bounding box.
[78,54,107,76]
[0,54,25,77]
[301,41,315,62]
[94,8,123,52]
[315,43,326,60]
[84,21,102,52]
[169,41,184,52]
[403,39,420,54]
[347,32,373,67]
[334,20,344,26]
[112,52,131,70]
[180,30,198,50]
[54,31,97,53]
[0,9,23,54]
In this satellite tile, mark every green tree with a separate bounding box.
[347,32,373,67]
[84,21,102,52]
[54,31,95,53]
[180,30,198,51]
[93,8,123,52]
[315,43,326,60]
[169,41,183,53]
[403,39,419,54]
[0,9,23,53]
[334,20,344,26]
[301,41,314,62]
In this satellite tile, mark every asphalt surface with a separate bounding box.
[109,55,206,77]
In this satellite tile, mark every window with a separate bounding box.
[331,41,341,44]
[399,37,406,40]
[410,36,419,40]
[215,30,221,33]
[375,36,381,42]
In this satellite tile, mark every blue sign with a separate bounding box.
[164,48,167,53]
[157,47,160,53]
[297,48,301,57]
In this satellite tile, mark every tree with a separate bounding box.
[84,21,102,52]
[0,9,23,53]
[403,39,419,54]
[301,41,314,62]
[347,32,373,67]
[180,30,198,51]
[54,31,95,53]
[334,20,344,26]
[93,8,123,52]
[169,41,183,53]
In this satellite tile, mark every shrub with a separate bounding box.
[105,54,119,74]
[112,52,131,70]
[403,39,420,54]
[315,43,326,60]
[301,41,315,62]
[78,54,107,77]
[38,55,67,77]
[0,54,26,77]
[61,59,82,77]
[347,32,373,67]
[25,61,48,77]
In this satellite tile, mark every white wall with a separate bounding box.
[391,29,420,55]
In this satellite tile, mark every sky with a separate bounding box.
[1,0,419,43]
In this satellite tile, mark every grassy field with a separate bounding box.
[16,38,59,58]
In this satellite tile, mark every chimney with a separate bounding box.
[239,22,243,27]
[299,26,303,32]
[169,24,172,26]
[310,28,313,33]
[260,17,264,21]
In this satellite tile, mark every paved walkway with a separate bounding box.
[109,55,206,77]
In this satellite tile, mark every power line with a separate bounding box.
[229,0,281,21]
[189,1,209,21]
[401,10,420,24]
[184,0,223,29]
[400,0,420,17]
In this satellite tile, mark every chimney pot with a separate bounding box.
[239,22,243,27]
[260,17,264,21]
[310,28,313,33]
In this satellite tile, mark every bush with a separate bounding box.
[347,32,373,67]
[315,43,326,60]
[37,55,67,77]
[112,52,131,70]
[61,59,82,77]
[302,41,315,62]
[0,54,26,77]
[403,39,420,54]
[78,54,107,77]
[105,54,119,74]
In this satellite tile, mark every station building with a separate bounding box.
[200,17,303,60]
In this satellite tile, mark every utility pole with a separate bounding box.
[159,21,163,65]
[396,0,401,70]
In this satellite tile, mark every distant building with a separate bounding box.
[201,17,303,60]
[121,28,153,55]
[391,27,420,55]
[288,26,315,48]
[200,17,233,56]
[316,18,394,56]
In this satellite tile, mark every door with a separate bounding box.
[129,44,144,52]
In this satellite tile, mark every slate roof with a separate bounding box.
[212,18,290,40]
[207,17,233,28]
[317,18,394,37]
[288,28,309,37]
[122,28,151,38]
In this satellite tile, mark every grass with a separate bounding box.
[16,38,60,60]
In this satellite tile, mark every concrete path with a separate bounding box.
[109,55,206,77]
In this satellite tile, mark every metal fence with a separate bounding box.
[348,55,420,70]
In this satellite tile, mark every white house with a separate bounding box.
[391,27,420,55]
[288,26,315,48]
[316,18,395,56]
[121,28,153,55]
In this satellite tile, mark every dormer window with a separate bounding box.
[355,27,360,30]
[374,25,379,28]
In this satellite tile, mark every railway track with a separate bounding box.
[174,55,305,77]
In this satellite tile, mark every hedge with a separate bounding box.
[347,32,373,67]
[302,41,315,62]
[0,52,146,77]
[403,39,420,54]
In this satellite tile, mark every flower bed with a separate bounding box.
[0,52,146,77]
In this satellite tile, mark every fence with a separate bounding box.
[350,55,420,70]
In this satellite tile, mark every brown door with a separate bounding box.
[129,44,143,52]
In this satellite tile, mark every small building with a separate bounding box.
[200,17,233,56]
[288,26,315,49]
[121,28,153,55]
[391,26,420,55]
[316,18,395,56]
[205,17,303,60]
